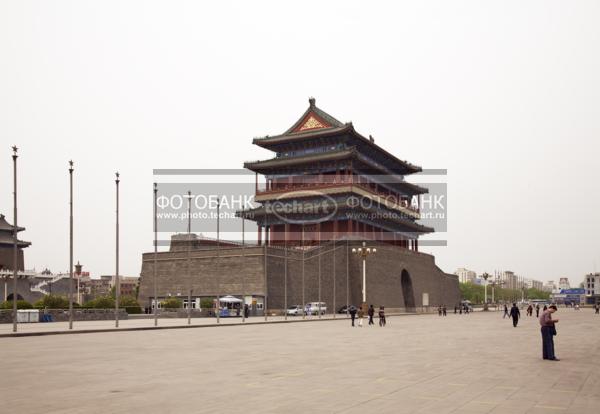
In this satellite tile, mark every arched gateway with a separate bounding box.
[401,269,416,312]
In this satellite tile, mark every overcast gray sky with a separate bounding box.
[1,1,599,284]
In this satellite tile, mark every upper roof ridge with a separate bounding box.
[284,97,345,135]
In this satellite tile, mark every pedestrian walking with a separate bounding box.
[454,305,457,314]
[357,306,364,327]
[503,304,509,319]
[438,306,442,316]
[442,305,447,316]
[539,304,560,361]
[595,304,599,314]
[535,304,540,318]
[527,304,533,317]
[378,306,386,326]
[349,305,357,327]
[368,305,375,325]
[509,303,521,327]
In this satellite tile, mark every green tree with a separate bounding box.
[200,297,215,309]
[161,297,182,310]
[83,296,115,309]
[34,295,73,309]
[526,288,550,300]
[119,296,142,314]
[0,300,33,309]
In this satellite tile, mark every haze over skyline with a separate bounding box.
[1,1,599,284]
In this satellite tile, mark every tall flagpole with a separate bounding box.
[284,240,287,321]
[346,238,349,318]
[216,199,220,324]
[241,206,246,323]
[115,172,120,328]
[11,146,18,333]
[318,231,322,319]
[264,214,268,322]
[68,160,74,330]
[302,225,305,320]
[333,237,336,319]
[187,190,192,325]
[153,183,158,326]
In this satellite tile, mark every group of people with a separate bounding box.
[525,303,541,317]
[454,304,472,314]
[438,305,447,316]
[348,304,386,327]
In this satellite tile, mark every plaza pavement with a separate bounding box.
[1,308,599,414]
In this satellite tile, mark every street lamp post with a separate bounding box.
[352,242,377,313]
[68,161,74,330]
[11,146,18,333]
[115,172,120,328]
[75,261,83,306]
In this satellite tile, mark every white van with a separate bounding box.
[305,302,327,315]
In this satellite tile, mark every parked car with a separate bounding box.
[338,305,350,314]
[286,305,303,316]
[304,302,327,315]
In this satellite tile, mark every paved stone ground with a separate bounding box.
[1,309,599,413]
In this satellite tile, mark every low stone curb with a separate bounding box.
[0,313,417,338]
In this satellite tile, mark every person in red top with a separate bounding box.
[539,304,560,361]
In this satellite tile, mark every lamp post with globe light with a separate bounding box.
[482,272,490,311]
[352,242,376,313]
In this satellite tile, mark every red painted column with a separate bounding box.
[257,225,262,246]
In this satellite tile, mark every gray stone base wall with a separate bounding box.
[0,278,45,304]
[138,240,461,313]
[0,309,128,323]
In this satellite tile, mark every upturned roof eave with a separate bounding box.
[253,125,421,175]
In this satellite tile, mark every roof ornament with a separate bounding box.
[369,135,375,143]
[308,97,316,107]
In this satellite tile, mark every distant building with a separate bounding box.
[0,214,31,272]
[584,273,600,304]
[454,268,477,283]
[585,273,599,295]
[97,275,139,298]
[553,288,585,306]
[500,271,518,290]
[525,279,544,291]
[543,280,557,293]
